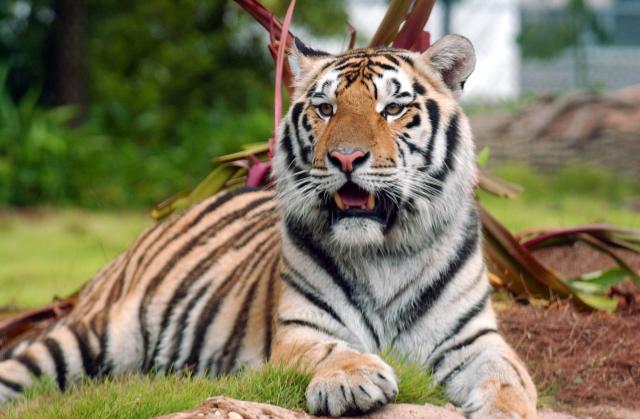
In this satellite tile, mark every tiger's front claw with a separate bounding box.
[305,353,398,417]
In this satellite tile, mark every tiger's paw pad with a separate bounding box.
[305,354,398,417]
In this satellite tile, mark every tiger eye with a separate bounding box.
[317,103,333,117]
[384,103,403,116]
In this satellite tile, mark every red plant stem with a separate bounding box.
[520,225,636,250]
[346,22,357,50]
[270,0,296,159]
[392,0,435,49]
[233,0,294,46]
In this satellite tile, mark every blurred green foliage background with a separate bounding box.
[0,0,347,207]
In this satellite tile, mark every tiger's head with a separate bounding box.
[273,35,477,251]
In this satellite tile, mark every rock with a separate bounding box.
[155,396,584,419]
[154,396,308,418]
[154,396,464,418]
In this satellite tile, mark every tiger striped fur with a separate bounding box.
[0,35,537,418]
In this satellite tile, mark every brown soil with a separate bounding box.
[497,242,640,414]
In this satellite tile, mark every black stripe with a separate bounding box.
[278,318,340,339]
[165,284,210,369]
[285,221,381,348]
[234,211,278,248]
[281,124,308,184]
[431,113,460,188]
[0,375,22,393]
[281,272,345,328]
[433,328,498,375]
[263,254,280,360]
[182,233,278,371]
[153,210,278,369]
[316,343,337,366]
[306,83,318,98]
[502,355,528,391]
[69,324,97,377]
[217,278,261,374]
[290,102,309,165]
[405,114,421,129]
[413,80,426,95]
[334,61,362,71]
[383,54,400,66]
[301,113,312,132]
[400,136,420,155]
[139,193,274,368]
[398,55,414,66]
[440,351,482,385]
[423,99,440,168]
[15,354,42,378]
[106,224,158,302]
[93,315,111,376]
[134,188,263,284]
[282,256,323,295]
[369,61,398,72]
[427,286,491,359]
[159,219,277,370]
[43,337,68,390]
[295,37,330,58]
[390,79,401,95]
[394,211,480,335]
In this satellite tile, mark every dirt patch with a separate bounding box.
[497,242,640,414]
[498,302,640,409]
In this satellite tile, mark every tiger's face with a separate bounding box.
[273,35,477,250]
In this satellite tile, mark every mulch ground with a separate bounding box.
[497,241,640,413]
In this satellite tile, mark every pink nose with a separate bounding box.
[328,150,368,173]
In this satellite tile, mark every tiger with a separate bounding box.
[0,34,537,418]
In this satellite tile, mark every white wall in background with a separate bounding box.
[304,0,520,103]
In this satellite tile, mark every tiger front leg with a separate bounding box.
[432,333,537,418]
[272,339,398,416]
[271,327,397,417]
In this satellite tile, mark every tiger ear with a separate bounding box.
[422,34,475,99]
[289,37,332,81]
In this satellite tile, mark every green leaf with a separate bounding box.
[186,164,238,206]
[571,292,618,312]
[567,267,628,294]
[212,143,270,164]
[476,147,491,167]
[151,164,237,220]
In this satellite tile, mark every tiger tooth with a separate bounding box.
[366,193,375,210]
[334,193,346,210]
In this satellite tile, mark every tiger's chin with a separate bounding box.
[324,182,397,248]
[329,217,385,247]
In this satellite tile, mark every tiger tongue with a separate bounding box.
[336,183,371,209]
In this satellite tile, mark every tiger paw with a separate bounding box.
[305,353,398,417]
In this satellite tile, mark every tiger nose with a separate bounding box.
[328,149,370,173]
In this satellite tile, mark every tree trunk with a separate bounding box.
[51,0,88,126]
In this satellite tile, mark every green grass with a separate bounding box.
[479,163,640,232]
[4,357,446,418]
[0,209,150,308]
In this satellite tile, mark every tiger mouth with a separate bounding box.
[326,182,395,226]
